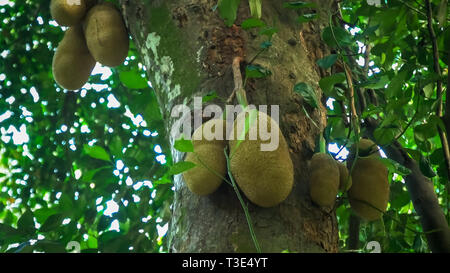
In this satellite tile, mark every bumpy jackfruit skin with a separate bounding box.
[337,161,352,192]
[229,111,294,208]
[351,138,381,158]
[349,157,389,221]
[182,119,228,196]
[309,153,340,207]
[183,145,227,196]
[84,3,129,67]
[50,0,88,26]
[52,25,96,90]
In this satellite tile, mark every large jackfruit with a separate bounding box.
[182,119,228,196]
[348,143,389,221]
[229,110,294,208]
[52,25,96,90]
[83,2,129,67]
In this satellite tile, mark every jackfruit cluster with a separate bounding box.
[307,139,389,221]
[182,110,294,208]
[50,1,129,90]
[308,153,352,207]
[348,139,389,221]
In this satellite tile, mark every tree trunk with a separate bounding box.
[120,0,339,253]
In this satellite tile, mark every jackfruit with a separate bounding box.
[229,110,294,207]
[182,119,228,196]
[83,3,129,67]
[52,25,96,90]
[350,138,380,158]
[50,0,93,26]
[337,161,352,192]
[309,153,340,207]
[348,157,389,221]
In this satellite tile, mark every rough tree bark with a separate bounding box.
[119,0,338,252]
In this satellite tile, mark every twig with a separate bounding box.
[224,147,262,253]
[226,57,248,107]
[343,64,359,135]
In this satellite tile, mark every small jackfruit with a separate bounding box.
[348,157,389,221]
[350,138,380,158]
[83,3,129,67]
[52,25,96,90]
[229,110,294,208]
[309,153,340,207]
[337,161,352,192]
[182,119,228,196]
[50,0,91,26]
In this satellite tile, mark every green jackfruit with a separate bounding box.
[229,110,294,207]
[309,153,340,207]
[348,157,389,221]
[182,119,228,196]
[337,161,352,192]
[50,0,95,26]
[83,2,129,67]
[52,25,96,90]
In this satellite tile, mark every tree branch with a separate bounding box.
[365,118,450,253]
[348,214,360,250]
[425,0,450,185]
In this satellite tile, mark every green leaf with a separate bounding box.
[248,0,262,18]
[414,122,437,142]
[167,161,196,176]
[374,124,400,145]
[98,215,113,232]
[259,27,278,39]
[283,1,316,9]
[379,158,411,176]
[316,54,338,69]
[245,64,271,78]
[202,91,218,103]
[423,83,434,99]
[359,75,390,89]
[385,65,412,98]
[390,184,411,209]
[174,137,194,153]
[34,240,66,253]
[319,73,346,96]
[241,18,265,29]
[322,26,353,48]
[39,213,64,232]
[218,0,241,27]
[293,82,319,108]
[17,210,35,234]
[81,166,112,182]
[83,144,111,162]
[119,70,148,89]
[419,155,436,178]
[109,135,123,157]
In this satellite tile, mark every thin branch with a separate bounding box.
[224,147,262,253]
[425,0,450,182]
[398,0,427,18]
